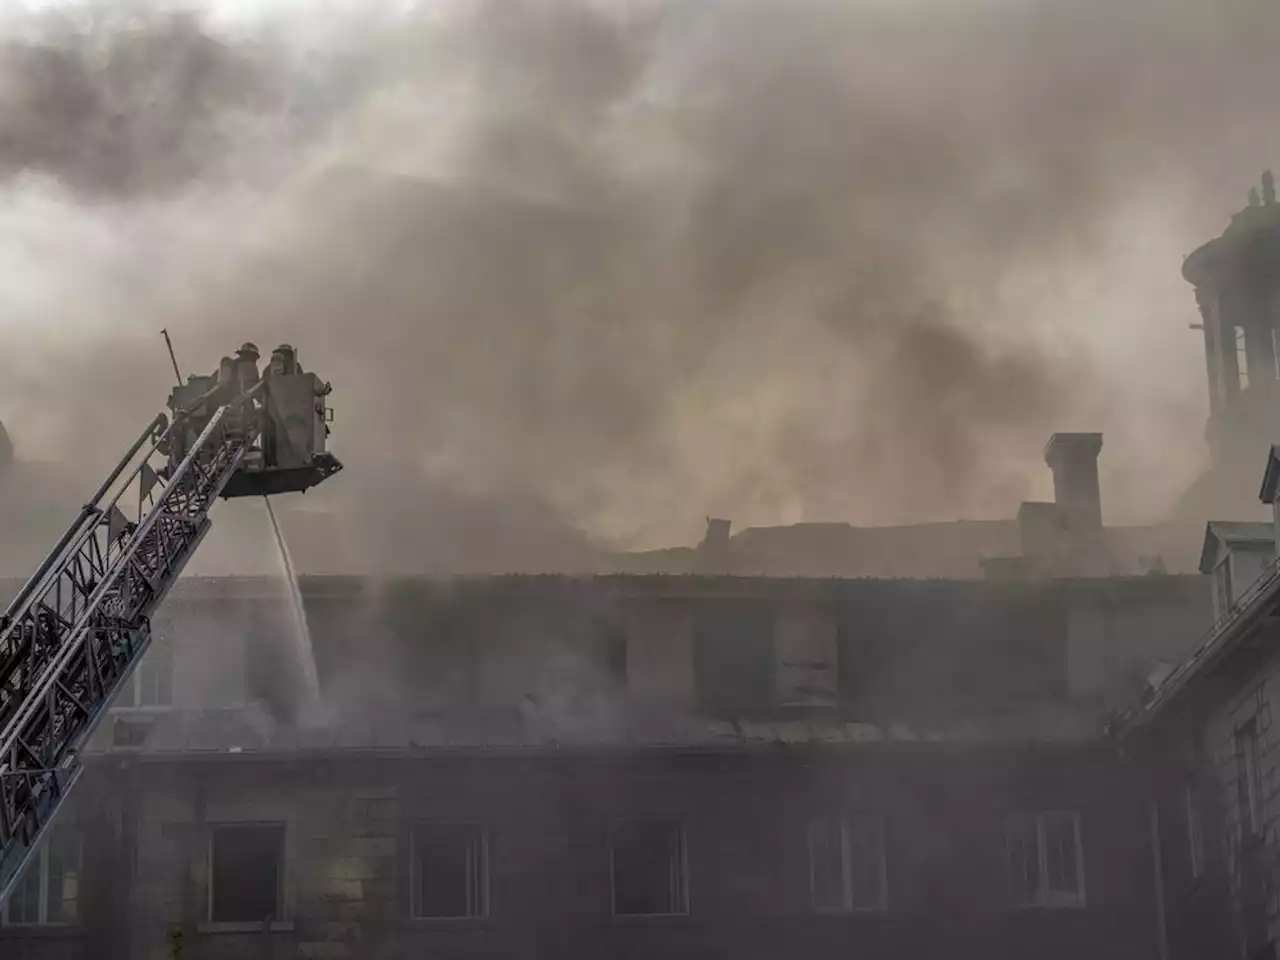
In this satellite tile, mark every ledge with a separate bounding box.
[197,920,295,934]
[0,924,83,939]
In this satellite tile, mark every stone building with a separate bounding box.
[1,571,1211,960]
[8,175,1280,960]
[1124,443,1280,960]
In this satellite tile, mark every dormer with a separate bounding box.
[1258,445,1280,553]
[1200,521,1275,618]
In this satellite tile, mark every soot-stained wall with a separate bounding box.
[4,748,1163,960]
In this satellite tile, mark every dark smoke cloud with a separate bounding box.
[0,0,1275,569]
[0,7,285,196]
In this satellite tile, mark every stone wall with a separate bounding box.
[8,749,1163,960]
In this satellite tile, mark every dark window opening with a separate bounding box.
[209,824,284,923]
[611,820,688,917]
[2,829,80,926]
[693,602,773,716]
[808,815,887,913]
[1238,720,1262,836]
[1007,811,1084,908]
[413,823,488,919]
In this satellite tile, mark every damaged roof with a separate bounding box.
[89,701,1102,759]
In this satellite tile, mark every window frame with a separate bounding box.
[1236,324,1250,391]
[1185,784,1205,878]
[112,639,174,713]
[409,820,490,922]
[1,831,83,927]
[1006,811,1086,910]
[206,822,286,925]
[1237,720,1262,838]
[609,818,690,919]
[807,814,888,914]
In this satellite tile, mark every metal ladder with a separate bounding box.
[0,388,261,905]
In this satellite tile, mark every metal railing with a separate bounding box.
[0,388,262,905]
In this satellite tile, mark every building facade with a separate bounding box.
[1126,446,1280,960]
[0,573,1211,960]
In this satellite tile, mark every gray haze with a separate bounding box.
[0,0,1273,569]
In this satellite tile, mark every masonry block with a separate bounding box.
[298,942,350,959]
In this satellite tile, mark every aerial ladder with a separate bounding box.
[0,343,342,906]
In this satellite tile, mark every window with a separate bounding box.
[2,830,81,926]
[412,823,488,920]
[1006,812,1085,908]
[115,640,173,709]
[611,820,689,917]
[1186,785,1205,878]
[209,824,284,923]
[1237,325,1250,390]
[1237,720,1262,837]
[808,816,887,913]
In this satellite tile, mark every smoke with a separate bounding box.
[0,0,1275,567]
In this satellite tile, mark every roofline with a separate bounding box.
[1123,555,1280,735]
[1198,522,1219,575]
[0,572,1195,605]
[82,738,1111,765]
[1260,446,1280,504]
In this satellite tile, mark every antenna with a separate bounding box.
[160,329,183,385]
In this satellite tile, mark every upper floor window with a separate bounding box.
[2,829,81,926]
[1186,784,1205,878]
[115,640,173,710]
[412,823,488,920]
[611,819,689,917]
[808,815,887,913]
[1006,811,1085,909]
[1237,720,1262,837]
[1237,325,1250,390]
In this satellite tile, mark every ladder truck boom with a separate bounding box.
[0,343,342,907]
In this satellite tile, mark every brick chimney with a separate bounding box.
[1044,433,1104,572]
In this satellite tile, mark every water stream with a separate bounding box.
[264,496,321,718]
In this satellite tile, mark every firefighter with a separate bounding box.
[236,342,261,394]
[216,356,237,400]
[266,344,296,379]
[262,345,294,466]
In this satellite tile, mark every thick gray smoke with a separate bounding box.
[0,0,1274,570]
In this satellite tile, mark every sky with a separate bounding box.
[0,0,1269,569]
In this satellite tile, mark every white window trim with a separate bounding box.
[207,822,286,925]
[1008,811,1086,910]
[410,821,490,921]
[111,643,174,714]
[1185,785,1205,879]
[1,835,82,927]
[1238,722,1262,837]
[1236,325,1250,390]
[609,819,690,918]
[807,815,888,914]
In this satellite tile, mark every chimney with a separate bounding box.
[696,518,731,573]
[1044,433,1104,572]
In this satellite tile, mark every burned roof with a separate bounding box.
[88,701,1101,760]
